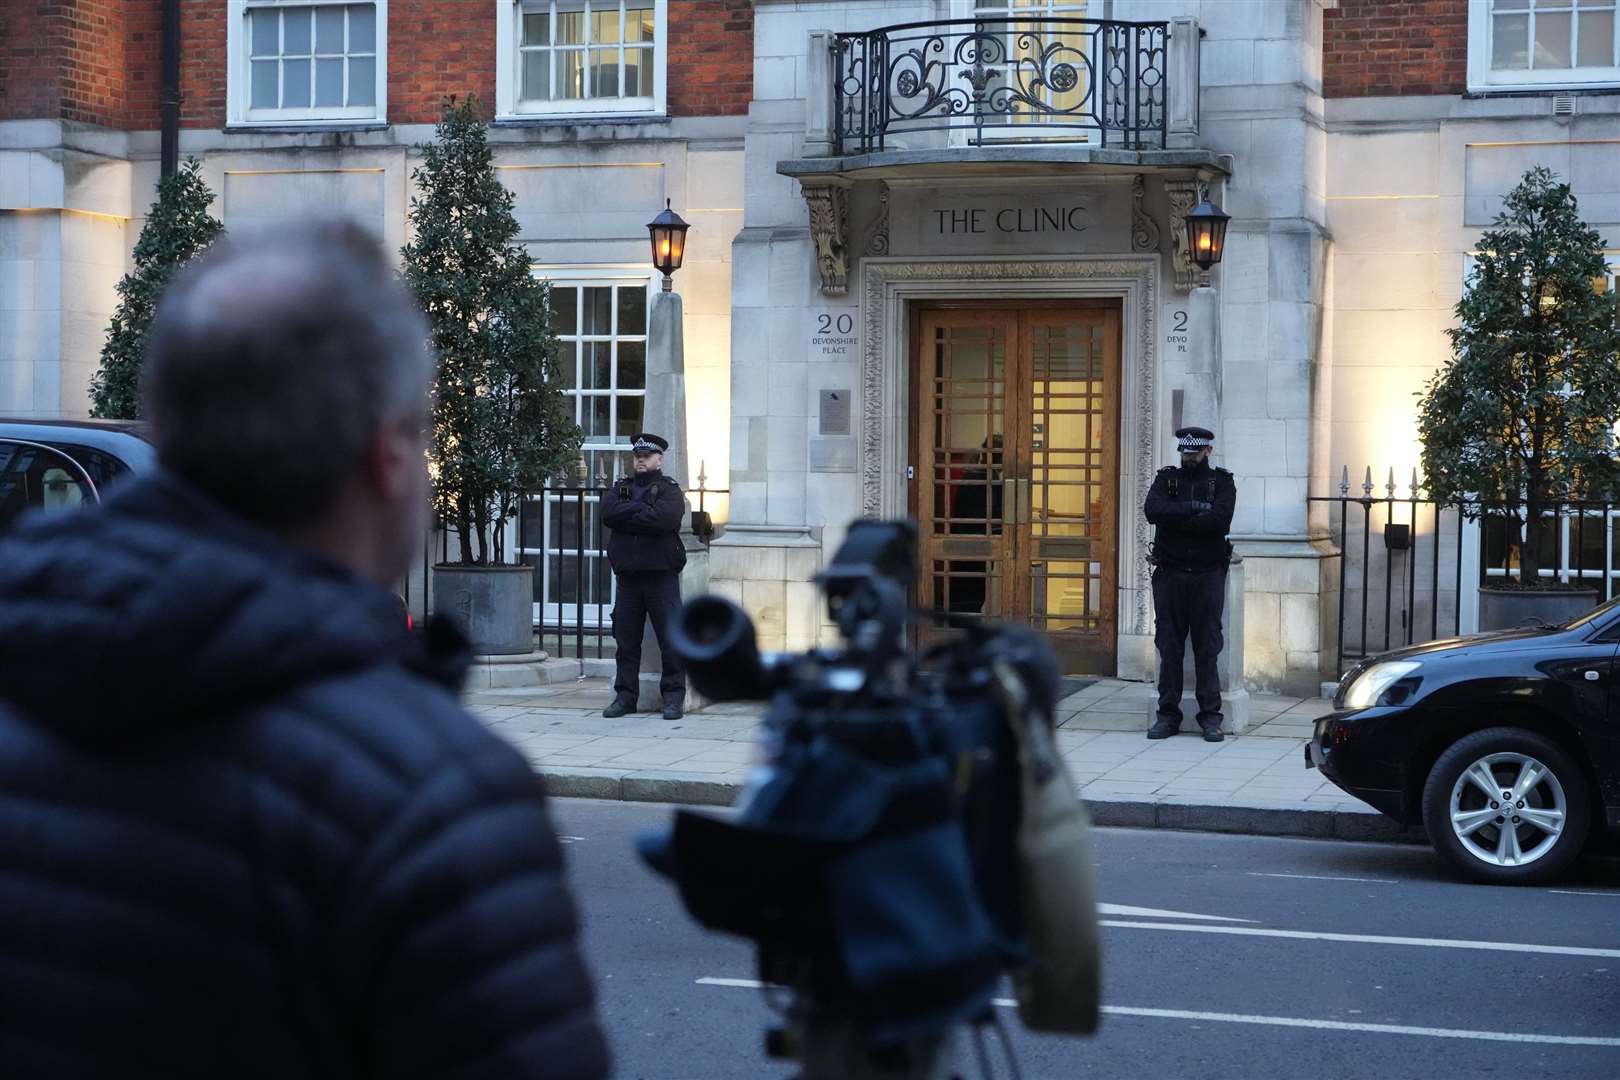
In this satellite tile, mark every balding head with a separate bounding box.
[142,221,432,532]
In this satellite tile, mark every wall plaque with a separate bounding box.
[819,389,852,435]
[888,183,1132,257]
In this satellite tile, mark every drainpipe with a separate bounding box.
[160,0,181,178]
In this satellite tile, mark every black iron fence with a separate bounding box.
[833,18,1170,154]
[1315,466,1620,677]
[400,481,727,661]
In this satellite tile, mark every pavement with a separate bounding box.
[466,676,1425,843]
[561,799,1620,1080]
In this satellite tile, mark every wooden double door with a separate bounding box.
[911,301,1121,674]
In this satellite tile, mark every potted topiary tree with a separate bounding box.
[1418,166,1620,630]
[90,159,223,419]
[402,97,581,654]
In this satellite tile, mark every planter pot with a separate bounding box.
[432,564,534,655]
[1478,587,1600,632]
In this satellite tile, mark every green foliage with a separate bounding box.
[88,159,223,419]
[402,96,582,565]
[1418,166,1620,581]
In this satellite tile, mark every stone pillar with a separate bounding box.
[1181,284,1221,435]
[637,286,709,710]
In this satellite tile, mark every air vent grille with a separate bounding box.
[1553,94,1576,116]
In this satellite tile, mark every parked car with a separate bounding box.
[1310,603,1620,884]
[0,419,156,529]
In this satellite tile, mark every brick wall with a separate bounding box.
[389,0,497,124]
[3,0,751,129]
[60,0,129,127]
[1323,0,1468,98]
[0,3,62,121]
[126,1,229,130]
[667,0,753,117]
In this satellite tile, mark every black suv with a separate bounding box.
[1310,603,1620,884]
[0,419,156,529]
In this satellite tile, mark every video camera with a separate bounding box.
[638,520,1101,1080]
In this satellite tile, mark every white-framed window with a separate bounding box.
[1468,0,1620,91]
[519,272,653,627]
[227,1,387,125]
[495,0,667,120]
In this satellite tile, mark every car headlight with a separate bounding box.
[1342,660,1422,710]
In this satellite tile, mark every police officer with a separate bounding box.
[1144,426,1236,742]
[601,432,688,720]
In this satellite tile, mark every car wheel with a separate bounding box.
[1421,727,1591,885]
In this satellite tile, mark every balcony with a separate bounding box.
[833,17,1172,155]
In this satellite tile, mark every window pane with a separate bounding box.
[350,4,376,52]
[284,9,313,55]
[1493,13,1531,67]
[557,4,586,44]
[624,45,650,96]
[316,58,344,106]
[591,48,620,96]
[584,341,611,389]
[626,6,653,42]
[594,4,623,43]
[523,12,550,46]
[616,286,646,334]
[283,59,312,106]
[558,344,579,390]
[348,56,375,105]
[250,10,280,57]
[1577,11,1615,65]
[251,60,280,107]
[583,287,612,334]
[1536,11,1574,66]
[618,340,646,390]
[550,287,578,333]
[522,50,552,99]
[315,6,345,53]
[616,396,644,440]
[587,396,612,439]
[558,49,587,98]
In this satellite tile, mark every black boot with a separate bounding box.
[1199,720,1225,742]
[602,696,634,718]
[662,696,684,721]
[1147,715,1181,739]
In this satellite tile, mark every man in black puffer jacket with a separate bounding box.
[0,222,610,1079]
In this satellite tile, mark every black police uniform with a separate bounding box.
[601,435,687,712]
[1144,429,1236,737]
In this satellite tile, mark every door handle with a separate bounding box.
[1585,669,1601,682]
[1018,477,1031,525]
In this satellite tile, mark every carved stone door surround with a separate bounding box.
[861,256,1160,637]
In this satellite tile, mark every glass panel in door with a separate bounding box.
[918,310,1013,624]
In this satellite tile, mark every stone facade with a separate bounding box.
[713,0,1618,698]
[5,1,1618,697]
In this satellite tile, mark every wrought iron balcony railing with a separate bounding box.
[833,18,1170,155]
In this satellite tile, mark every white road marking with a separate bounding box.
[1249,872,1399,885]
[1098,903,1255,923]
[992,1001,1620,1048]
[694,980,1620,1047]
[558,836,585,844]
[697,977,768,989]
[1547,889,1620,898]
[1099,919,1620,959]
